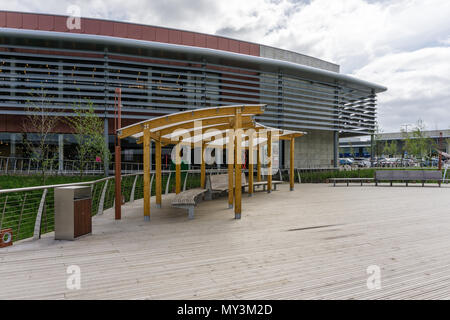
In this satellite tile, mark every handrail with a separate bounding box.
[0,169,228,194]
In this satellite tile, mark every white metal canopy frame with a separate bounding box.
[118,104,305,220]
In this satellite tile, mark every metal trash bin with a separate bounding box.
[55,186,92,240]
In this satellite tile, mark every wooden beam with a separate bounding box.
[143,128,151,220]
[155,139,162,208]
[267,130,272,193]
[227,130,234,209]
[118,105,265,139]
[234,108,242,218]
[290,137,295,191]
[136,120,255,145]
[159,116,253,137]
[118,123,143,140]
[257,143,261,182]
[248,131,254,197]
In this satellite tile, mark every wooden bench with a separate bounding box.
[171,173,237,219]
[172,172,286,219]
[251,179,283,192]
[171,188,210,219]
[330,177,374,186]
[207,173,231,199]
[375,170,442,187]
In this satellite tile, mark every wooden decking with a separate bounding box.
[1,183,450,299]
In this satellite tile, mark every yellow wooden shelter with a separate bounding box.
[117,104,305,220]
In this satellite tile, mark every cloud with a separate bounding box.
[354,46,450,132]
[1,0,450,131]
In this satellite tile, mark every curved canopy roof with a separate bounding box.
[118,104,306,147]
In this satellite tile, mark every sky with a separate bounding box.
[1,0,450,133]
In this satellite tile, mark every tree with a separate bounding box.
[22,89,59,183]
[402,120,431,160]
[370,123,383,158]
[66,102,110,178]
[383,140,398,157]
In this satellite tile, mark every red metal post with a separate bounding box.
[114,88,122,220]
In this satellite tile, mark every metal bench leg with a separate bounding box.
[274,184,277,191]
[347,180,349,187]
[406,181,408,187]
[422,181,425,187]
[390,181,393,187]
[188,207,194,220]
[334,181,336,187]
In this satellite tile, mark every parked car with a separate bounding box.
[339,158,354,165]
[353,157,371,167]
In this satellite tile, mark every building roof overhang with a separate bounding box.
[0,28,387,94]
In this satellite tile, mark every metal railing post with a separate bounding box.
[16,194,28,240]
[0,195,8,230]
[183,171,189,191]
[165,172,172,195]
[150,173,154,194]
[130,174,138,203]
[97,180,109,215]
[33,189,47,240]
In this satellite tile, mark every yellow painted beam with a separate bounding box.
[248,132,254,196]
[136,120,255,145]
[227,130,234,209]
[159,116,253,137]
[257,143,261,182]
[155,139,162,208]
[118,123,144,140]
[119,105,265,139]
[143,128,151,220]
[234,107,242,218]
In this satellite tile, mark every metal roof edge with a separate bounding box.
[0,28,387,93]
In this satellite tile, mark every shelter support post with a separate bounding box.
[227,131,234,209]
[248,132,254,196]
[234,108,242,219]
[257,143,261,182]
[143,128,151,220]
[156,138,162,208]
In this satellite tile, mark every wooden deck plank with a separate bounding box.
[1,183,449,299]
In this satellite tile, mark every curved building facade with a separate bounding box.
[0,11,386,168]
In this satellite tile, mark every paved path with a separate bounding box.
[1,183,450,299]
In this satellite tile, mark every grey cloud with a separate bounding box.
[1,0,450,132]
